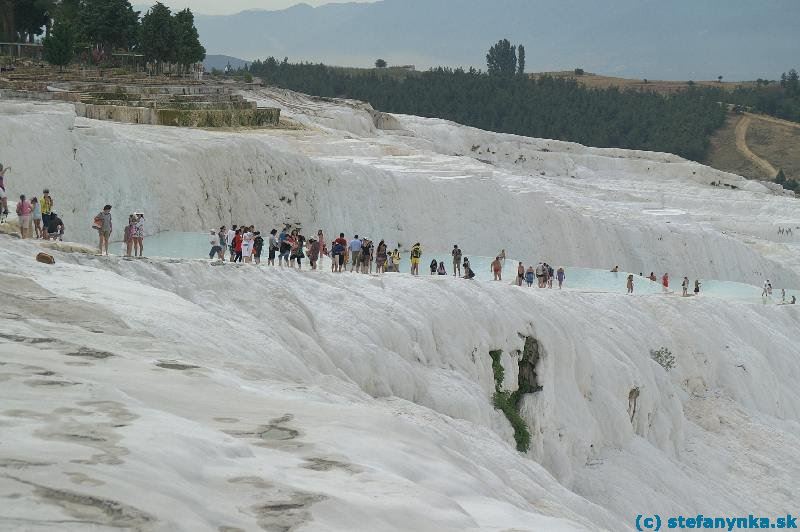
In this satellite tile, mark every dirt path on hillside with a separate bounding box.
[734,115,778,177]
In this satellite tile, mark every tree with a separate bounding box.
[516,45,525,75]
[775,168,786,183]
[375,58,387,68]
[139,2,175,64]
[717,75,723,83]
[43,19,75,70]
[80,0,139,52]
[173,8,205,69]
[486,38,516,77]
[781,69,799,94]
[0,0,14,42]
[574,68,585,76]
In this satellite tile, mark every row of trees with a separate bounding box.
[698,69,800,123]
[5,1,205,71]
[246,55,726,161]
[486,39,525,77]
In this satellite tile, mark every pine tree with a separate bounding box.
[139,2,175,65]
[174,8,205,69]
[375,58,387,68]
[80,0,139,52]
[517,45,525,75]
[43,19,75,71]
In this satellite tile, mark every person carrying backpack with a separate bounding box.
[410,243,422,275]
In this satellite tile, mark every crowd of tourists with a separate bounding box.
[0,166,794,303]
[2,170,64,241]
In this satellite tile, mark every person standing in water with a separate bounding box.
[209,229,223,260]
[525,266,535,287]
[694,279,701,295]
[661,273,669,293]
[452,245,462,277]
[516,262,525,286]
[308,238,320,270]
[94,204,112,255]
[626,274,634,294]
[410,243,422,275]
[349,234,362,272]
[0,164,10,220]
[681,276,689,296]
[499,249,506,267]
[124,215,136,257]
[253,231,264,265]
[133,212,145,257]
[391,248,401,272]
[649,272,657,282]
[557,267,565,289]
[41,189,53,238]
[491,256,502,281]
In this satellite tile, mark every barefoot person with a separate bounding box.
[124,214,136,257]
[133,212,145,257]
[557,267,565,289]
[30,197,42,238]
[491,256,502,281]
[626,274,634,294]
[41,189,53,239]
[516,262,525,286]
[452,245,462,277]
[661,272,669,293]
[94,205,113,255]
[681,276,689,296]
[410,243,422,275]
[15,194,32,238]
[0,164,10,221]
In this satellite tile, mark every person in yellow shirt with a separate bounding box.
[390,248,401,272]
[40,188,53,239]
[410,243,422,276]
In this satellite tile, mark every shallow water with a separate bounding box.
[137,232,799,304]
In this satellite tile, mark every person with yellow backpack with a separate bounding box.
[410,243,422,275]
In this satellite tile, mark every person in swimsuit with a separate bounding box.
[557,267,565,289]
[626,274,634,294]
[491,257,502,281]
[516,262,524,286]
[525,266,535,287]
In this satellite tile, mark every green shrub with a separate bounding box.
[488,349,531,452]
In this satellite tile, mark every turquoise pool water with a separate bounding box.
[137,232,799,304]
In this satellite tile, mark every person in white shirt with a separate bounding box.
[209,230,222,260]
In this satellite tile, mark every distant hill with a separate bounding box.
[194,0,799,81]
[203,54,250,72]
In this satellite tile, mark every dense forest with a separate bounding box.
[246,57,726,162]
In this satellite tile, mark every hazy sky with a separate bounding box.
[150,0,375,15]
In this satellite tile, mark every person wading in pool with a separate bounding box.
[452,245,462,277]
[491,256,502,281]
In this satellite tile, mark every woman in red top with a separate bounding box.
[233,229,243,263]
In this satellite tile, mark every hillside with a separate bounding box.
[705,111,800,184]
[1,87,799,530]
